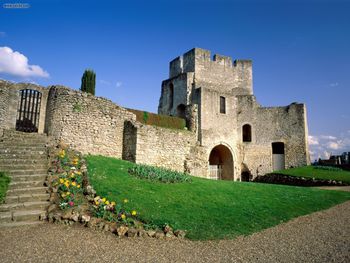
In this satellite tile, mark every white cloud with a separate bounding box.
[309,133,350,161]
[320,135,336,140]
[0,46,49,78]
[308,135,319,145]
[116,81,122,88]
[328,141,340,150]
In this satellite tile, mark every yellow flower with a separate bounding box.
[59,149,65,158]
[61,193,66,198]
[123,199,128,203]
[59,178,64,184]
[105,201,110,205]
[71,182,77,187]
[121,214,126,220]
[66,192,70,195]
[102,198,106,203]
[95,201,99,206]
[65,181,70,187]
[77,184,81,188]
[131,210,137,216]
[111,201,116,206]
[75,171,82,175]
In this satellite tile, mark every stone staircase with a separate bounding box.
[0,130,50,227]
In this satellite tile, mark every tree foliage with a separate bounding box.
[80,69,96,95]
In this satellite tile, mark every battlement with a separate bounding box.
[169,48,252,78]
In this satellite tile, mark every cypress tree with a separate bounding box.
[80,69,96,95]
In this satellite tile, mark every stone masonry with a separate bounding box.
[0,47,310,181]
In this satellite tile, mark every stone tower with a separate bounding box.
[158,48,310,181]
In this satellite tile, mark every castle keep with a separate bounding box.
[0,48,310,181]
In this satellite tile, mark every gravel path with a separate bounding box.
[1,201,350,263]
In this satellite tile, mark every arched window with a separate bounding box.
[169,83,174,110]
[242,124,252,142]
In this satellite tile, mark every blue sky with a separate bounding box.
[0,0,349,160]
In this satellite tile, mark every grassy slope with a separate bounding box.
[86,156,350,240]
[0,172,10,203]
[276,166,350,183]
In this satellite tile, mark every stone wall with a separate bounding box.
[123,120,198,172]
[0,80,10,136]
[45,86,136,157]
[236,95,310,177]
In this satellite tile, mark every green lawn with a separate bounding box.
[276,166,350,184]
[0,172,10,203]
[86,156,350,240]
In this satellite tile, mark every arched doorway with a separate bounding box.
[208,144,234,180]
[16,89,42,133]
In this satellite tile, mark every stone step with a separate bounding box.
[0,139,47,144]
[5,193,49,204]
[0,220,45,228]
[9,180,45,190]
[13,209,47,222]
[6,186,48,196]
[0,153,47,160]
[0,149,47,156]
[0,201,50,212]
[7,169,48,175]
[10,174,47,182]
[0,211,12,223]
[0,146,46,151]
[0,159,47,165]
[0,164,47,170]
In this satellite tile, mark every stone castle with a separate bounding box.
[0,48,310,181]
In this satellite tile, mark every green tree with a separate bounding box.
[80,69,96,95]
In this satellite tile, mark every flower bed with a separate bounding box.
[46,145,186,239]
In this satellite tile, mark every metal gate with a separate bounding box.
[16,89,42,133]
[209,165,222,180]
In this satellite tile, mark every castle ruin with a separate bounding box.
[0,48,310,181]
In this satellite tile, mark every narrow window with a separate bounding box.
[242,124,252,142]
[220,96,226,114]
[169,83,174,110]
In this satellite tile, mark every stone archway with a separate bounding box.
[208,144,234,180]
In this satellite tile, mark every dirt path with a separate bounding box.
[1,201,350,263]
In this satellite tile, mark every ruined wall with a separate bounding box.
[123,120,198,172]
[236,95,310,177]
[0,80,49,135]
[45,86,135,157]
[158,72,194,117]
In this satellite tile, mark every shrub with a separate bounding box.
[126,108,186,130]
[128,164,192,183]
